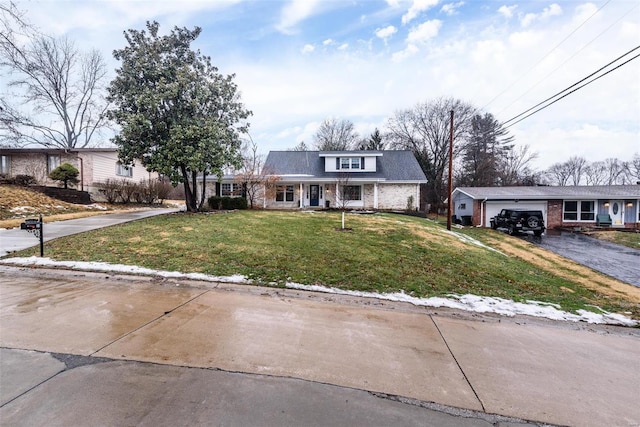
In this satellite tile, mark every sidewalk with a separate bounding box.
[0,208,179,257]
[1,266,638,426]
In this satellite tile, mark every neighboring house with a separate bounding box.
[0,148,157,196]
[259,150,427,210]
[452,185,640,229]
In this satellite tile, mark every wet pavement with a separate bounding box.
[0,208,179,257]
[2,266,639,427]
[537,231,640,287]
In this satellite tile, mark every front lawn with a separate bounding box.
[9,210,639,319]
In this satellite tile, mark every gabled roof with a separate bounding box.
[454,185,640,200]
[263,150,427,183]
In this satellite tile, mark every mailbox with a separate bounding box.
[20,219,41,230]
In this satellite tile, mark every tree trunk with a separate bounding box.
[198,171,207,211]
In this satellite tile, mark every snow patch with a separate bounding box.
[442,229,507,256]
[0,256,636,327]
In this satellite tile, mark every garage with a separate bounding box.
[484,201,548,228]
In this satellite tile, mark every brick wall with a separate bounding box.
[547,200,563,229]
[377,184,419,210]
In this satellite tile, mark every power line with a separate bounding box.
[496,2,639,115]
[481,0,612,111]
[502,48,640,129]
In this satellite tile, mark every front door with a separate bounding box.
[610,200,624,226]
[310,185,319,207]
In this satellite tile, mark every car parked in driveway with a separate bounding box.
[491,209,545,236]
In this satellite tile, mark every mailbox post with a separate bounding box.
[20,214,44,256]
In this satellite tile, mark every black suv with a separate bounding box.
[490,209,545,236]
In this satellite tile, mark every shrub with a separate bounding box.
[208,196,248,210]
[97,179,122,203]
[14,174,37,186]
[49,163,79,189]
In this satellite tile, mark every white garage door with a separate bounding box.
[484,201,548,228]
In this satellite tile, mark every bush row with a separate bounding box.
[0,174,38,186]
[96,178,173,204]
[207,196,248,210]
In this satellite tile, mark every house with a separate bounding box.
[259,150,427,210]
[452,185,640,229]
[0,147,157,197]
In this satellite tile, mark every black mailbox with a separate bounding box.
[20,219,40,230]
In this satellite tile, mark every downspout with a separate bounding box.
[480,198,487,227]
[77,155,84,192]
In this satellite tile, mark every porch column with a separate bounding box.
[299,182,303,208]
[374,182,379,209]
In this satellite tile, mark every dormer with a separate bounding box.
[319,151,382,173]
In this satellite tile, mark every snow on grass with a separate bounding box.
[1,256,636,327]
[442,229,508,256]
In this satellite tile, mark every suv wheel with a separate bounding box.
[508,225,517,235]
[527,216,540,228]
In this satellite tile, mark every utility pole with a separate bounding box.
[447,110,454,231]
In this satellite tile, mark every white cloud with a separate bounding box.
[323,38,334,46]
[498,5,517,19]
[392,43,419,61]
[277,0,322,34]
[440,1,464,16]
[402,0,439,25]
[520,3,562,28]
[338,43,349,51]
[406,19,443,44]
[301,44,315,54]
[375,25,398,42]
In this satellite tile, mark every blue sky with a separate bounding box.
[15,0,640,169]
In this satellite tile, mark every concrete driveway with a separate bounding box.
[2,266,639,427]
[0,208,179,257]
[537,231,640,287]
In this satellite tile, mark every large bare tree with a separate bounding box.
[386,97,476,209]
[313,117,359,151]
[0,2,109,148]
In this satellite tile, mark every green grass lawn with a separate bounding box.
[9,210,639,319]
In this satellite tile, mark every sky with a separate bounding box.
[9,0,640,170]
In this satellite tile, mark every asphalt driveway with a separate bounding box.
[537,232,640,287]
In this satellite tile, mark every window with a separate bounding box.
[580,201,595,221]
[116,162,133,177]
[47,155,61,173]
[338,157,363,170]
[563,200,595,221]
[458,203,466,210]
[342,185,361,201]
[276,185,294,202]
[0,155,9,174]
[221,183,233,196]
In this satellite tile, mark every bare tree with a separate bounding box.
[0,4,109,148]
[584,161,608,185]
[566,156,588,185]
[626,153,640,184]
[546,161,572,186]
[313,118,359,151]
[386,97,476,209]
[498,144,538,186]
[234,139,279,209]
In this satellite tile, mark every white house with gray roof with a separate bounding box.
[452,185,640,230]
[261,150,427,210]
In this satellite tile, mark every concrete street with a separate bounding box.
[1,266,639,427]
